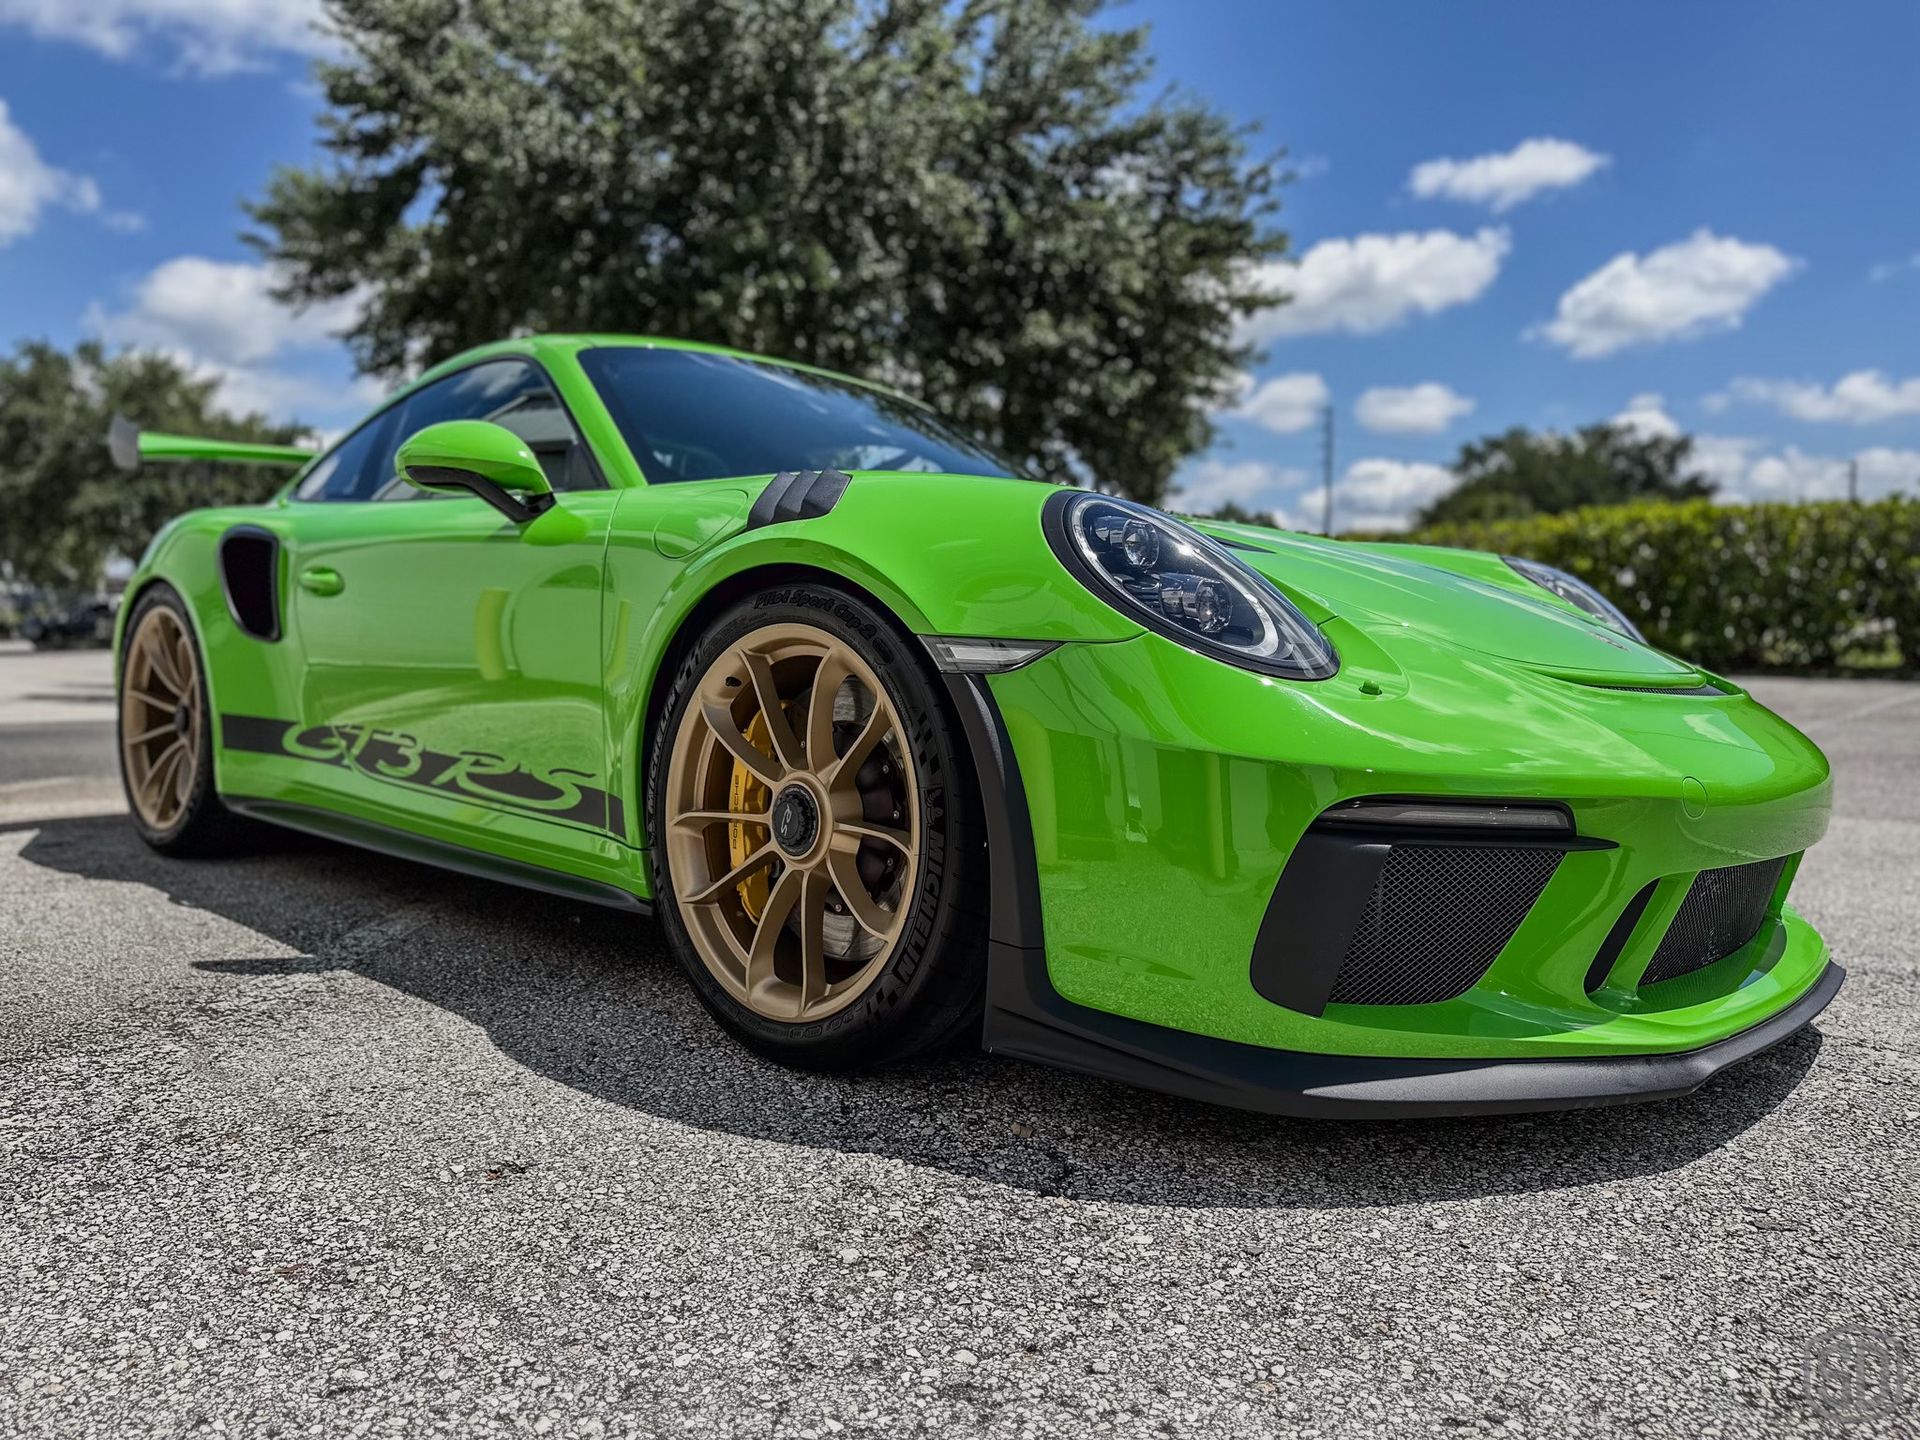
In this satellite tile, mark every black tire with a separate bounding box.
[646,583,988,1069]
[117,583,253,857]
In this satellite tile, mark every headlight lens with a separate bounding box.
[1045,492,1338,679]
[1503,556,1644,642]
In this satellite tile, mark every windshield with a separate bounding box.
[578,347,1020,483]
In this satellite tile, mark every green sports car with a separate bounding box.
[109,334,1841,1116]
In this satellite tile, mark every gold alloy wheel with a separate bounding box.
[120,606,202,831]
[665,622,920,1022]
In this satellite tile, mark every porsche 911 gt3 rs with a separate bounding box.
[109,334,1841,1116]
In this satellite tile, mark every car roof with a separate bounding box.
[414,334,926,409]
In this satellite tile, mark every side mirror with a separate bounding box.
[395,420,555,524]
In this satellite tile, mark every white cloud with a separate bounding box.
[1241,228,1510,343]
[1354,383,1475,436]
[1409,138,1608,213]
[1612,392,1682,439]
[1536,229,1797,359]
[94,256,362,367]
[1334,458,1456,532]
[1170,458,1305,524]
[1668,428,1920,504]
[0,98,105,245]
[90,255,370,421]
[1868,253,1920,283]
[1712,371,1920,425]
[1226,371,1329,434]
[0,0,329,73]
[1707,444,1920,504]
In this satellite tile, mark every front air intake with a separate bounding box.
[1639,856,1791,986]
[1325,845,1564,1007]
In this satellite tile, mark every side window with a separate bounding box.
[290,411,399,503]
[375,360,600,500]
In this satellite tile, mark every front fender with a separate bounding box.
[600,471,1141,848]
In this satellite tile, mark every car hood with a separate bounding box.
[1194,522,1702,683]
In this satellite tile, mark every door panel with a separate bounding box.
[283,492,619,854]
[266,357,624,867]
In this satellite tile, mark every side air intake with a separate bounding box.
[218,526,282,642]
[1640,856,1791,986]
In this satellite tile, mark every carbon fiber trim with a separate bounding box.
[746,468,853,529]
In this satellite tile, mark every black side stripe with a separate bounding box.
[746,468,852,530]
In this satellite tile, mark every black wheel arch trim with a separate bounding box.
[943,670,1844,1118]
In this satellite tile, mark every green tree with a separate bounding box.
[1418,423,1714,527]
[0,341,303,588]
[250,0,1286,504]
[1190,498,1281,529]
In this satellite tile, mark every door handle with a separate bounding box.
[299,566,345,597]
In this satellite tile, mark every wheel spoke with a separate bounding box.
[172,744,194,806]
[832,821,913,857]
[173,633,196,697]
[145,631,185,696]
[127,685,174,711]
[823,702,891,792]
[804,651,852,772]
[126,722,173,747]
[796,870,830,1009]
[670,807,769,835]
[826,848,898,940]
[740,649,805,772]
[744,865,805,996]
[683,842,776,906]
[144,740,185,812]
[700,700,783,786]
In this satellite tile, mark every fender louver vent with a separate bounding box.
[1583,682,1727,697]
[218,527,281,641]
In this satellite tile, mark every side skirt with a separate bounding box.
[224,796,654,916]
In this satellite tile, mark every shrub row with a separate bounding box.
[1396,498,1920,673]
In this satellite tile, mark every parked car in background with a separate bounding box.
[21,593,116,650]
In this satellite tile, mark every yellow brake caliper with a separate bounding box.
[727,711,776,921]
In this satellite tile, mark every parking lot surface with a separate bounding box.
[1,641,1915,1438]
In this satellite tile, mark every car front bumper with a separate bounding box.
[945,624,1841,1116]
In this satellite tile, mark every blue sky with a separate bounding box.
[1,0,1916,528]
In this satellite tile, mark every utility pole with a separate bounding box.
[1848,457,1859,504]
[1319,403,1335,536]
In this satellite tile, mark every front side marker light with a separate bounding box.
[921,636,1060,674]
[1319,800,1573,832]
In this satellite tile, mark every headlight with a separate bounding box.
[1503,556,1644,642]
[1043,491,1338,679]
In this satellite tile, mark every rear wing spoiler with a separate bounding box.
[107,413,316,473]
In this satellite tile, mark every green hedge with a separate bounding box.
[1396,498,1920,673]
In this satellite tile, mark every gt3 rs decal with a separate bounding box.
[221,713,624,836]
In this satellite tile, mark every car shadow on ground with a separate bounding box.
[11,811,1823,1210]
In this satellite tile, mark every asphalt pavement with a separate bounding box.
[1,639,1915,1439]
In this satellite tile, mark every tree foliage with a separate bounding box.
[0,341,303,588]
[1418,423,1714,527]
[1406,498,1920,673]
[251,0,1287,503]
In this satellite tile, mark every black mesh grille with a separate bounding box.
[1640,856,1790,986]
[1327,846,1564,1007]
